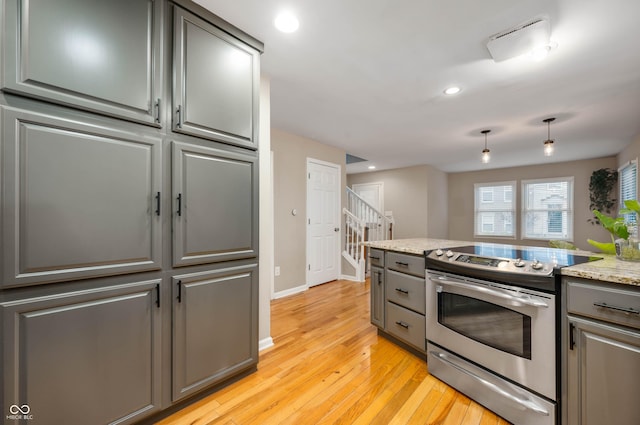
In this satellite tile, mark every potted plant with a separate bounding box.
[588,199,640,260]
[587,168,617,225]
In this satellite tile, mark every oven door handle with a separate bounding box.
[430,350,550,416]
[429,276,549,308]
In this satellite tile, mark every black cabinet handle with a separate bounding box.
[569,323,575,350]
[395,261,409,267]
[593,302,640,315]
[155,284,160,308]
[177,193,182,216]
[176,105,182,128]
[154,98,161,124]
[370,256,380,261]
[177,280,182,303]
[155,192,161,216]
[395,321,410,329]
[395,288,409,294]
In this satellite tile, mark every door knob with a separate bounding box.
[334,227,340,232]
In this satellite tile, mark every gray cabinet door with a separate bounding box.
[172,141,257,267]
[1,278,163,425]
[567,316,640,425]
[1,107,163,288]
[370,266,385,328]
[172,6,260,149]
[172,264,258,402]
[1,0,163,126]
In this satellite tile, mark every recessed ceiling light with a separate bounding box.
[444,86,461,95]
[368,165,376,170]
[526,40,558,61]
[527,45,551,61]
[274,11,299,33]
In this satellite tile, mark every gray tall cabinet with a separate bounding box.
[0,0,262,424]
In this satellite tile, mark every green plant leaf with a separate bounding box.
[622,199,640,214]
[587,239,617,254]
[592,209,628,239]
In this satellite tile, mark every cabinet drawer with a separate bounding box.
[386,301,425,350]
[386,252,425,277]
[386,269,425,314]
[369,248,385,267]
[567,280,640,330]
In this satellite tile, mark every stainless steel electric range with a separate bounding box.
[424,244,601,425]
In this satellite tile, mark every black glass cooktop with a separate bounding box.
[450,244,602,267]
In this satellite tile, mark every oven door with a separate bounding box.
[426,270,556,400]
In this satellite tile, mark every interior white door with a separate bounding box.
[352,182,384,212]
[307,160,340,287]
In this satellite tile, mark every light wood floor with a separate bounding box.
[158,279,511,425]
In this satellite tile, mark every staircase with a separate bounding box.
[342,187,393,281]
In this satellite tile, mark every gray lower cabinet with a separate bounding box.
[1,0,163,126]
[1,277,162,425]
[172,141,258,267]
[369,250,426,353]
[1,106,163,288]
[370,265,385,328]
[172,6,260,148]
[564,278,640,425]
[171,264,258,402]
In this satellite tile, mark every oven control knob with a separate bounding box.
[445,250,454,258]
[513,258,525,267]
[531,260,543,270]
[435,249,444,256]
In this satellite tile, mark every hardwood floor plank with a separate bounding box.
[158,279,511,425]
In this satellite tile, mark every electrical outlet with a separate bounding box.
[275,266,281,276]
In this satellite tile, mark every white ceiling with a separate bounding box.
[195,0,640,173]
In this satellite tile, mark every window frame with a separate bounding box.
[619,158,638,226]
[474,181,516,239]
[521,176,574,241]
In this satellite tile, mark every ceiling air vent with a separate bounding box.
[346,154,368,164]
[486,18,550,62]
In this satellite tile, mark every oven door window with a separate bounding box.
[438,292,532,359]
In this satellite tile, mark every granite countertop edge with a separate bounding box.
[364,238,640,287]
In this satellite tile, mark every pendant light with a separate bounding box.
[481,129,491,163]
[543,117,555,157]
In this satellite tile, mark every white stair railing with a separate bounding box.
[342,209,366,282]
[342,187,393,281]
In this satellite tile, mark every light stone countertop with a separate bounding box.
[364,238,640,287]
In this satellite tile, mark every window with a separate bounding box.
[482,214,495,233]
[522,177,574,240]
[474,182,516,238]
[480,188,494,203]
[504,187,512,202]
[619,159,638,226]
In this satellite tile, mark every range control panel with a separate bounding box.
[427,248,554,277]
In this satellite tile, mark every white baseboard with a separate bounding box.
[340,273,365,282]
[272,284,308,299]
[259,336,274,351]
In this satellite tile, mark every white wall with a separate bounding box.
[258,76,273,350]
[271,129,347,296]
[347,165,448,239]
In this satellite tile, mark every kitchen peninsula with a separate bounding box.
[366,238,640,425]
[365,237,640,286]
